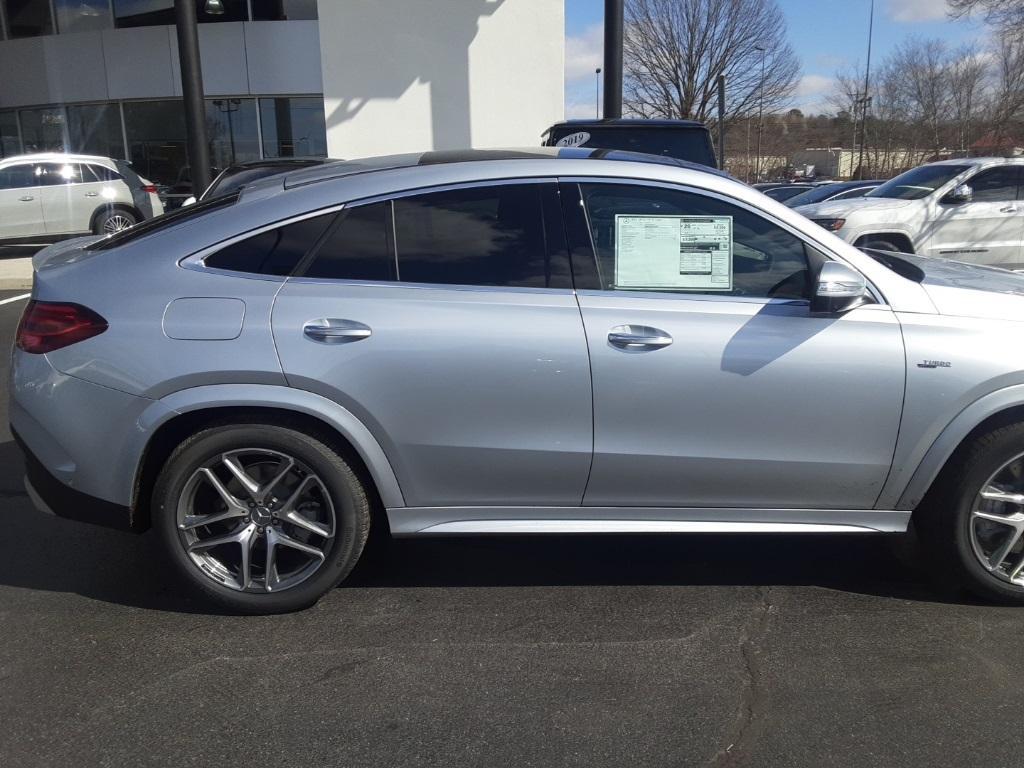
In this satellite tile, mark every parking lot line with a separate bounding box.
[0,293,30,306]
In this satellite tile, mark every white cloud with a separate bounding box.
[885,0,950,23]
[793,74,836,114]
[565,24,604,83]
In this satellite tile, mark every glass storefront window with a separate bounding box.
[0,111,20,158]
[259,97,327,158]
[67,104,125,159]
[124,99,188,189]
[251,0,317,20]
[206,97,259,170]
[19,107,67,153]
[113,0,247,28]
[3,0,54,38]
[54,0,113,33]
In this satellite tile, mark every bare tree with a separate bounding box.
[622,0,799,124]
[948,44,990,150]
[891,38,951,156]
[949,0,1024,36]
[989,30,1024,137]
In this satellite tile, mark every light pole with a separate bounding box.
[754,45,766,183]
[595,68,602,118]
[603,0,624,119]
[856,0,875,180]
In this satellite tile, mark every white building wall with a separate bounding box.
[317,0,564,158]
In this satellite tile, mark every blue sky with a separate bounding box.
[564,0,987,117]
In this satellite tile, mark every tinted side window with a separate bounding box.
[34,163,84,186]
[393,183,570,288]
[0,165,35,189]
[86,164,122,182]
[577,183,812,300]
[305,202,394,281]
[205,213,334,276]
[968,167,1020,202]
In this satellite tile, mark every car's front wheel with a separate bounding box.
[918,421,1024,604]
[153,423,371,614]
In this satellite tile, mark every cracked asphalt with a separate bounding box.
[2,290,1024,767]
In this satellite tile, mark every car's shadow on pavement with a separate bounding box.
[0,440,975,612]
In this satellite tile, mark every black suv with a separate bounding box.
[542,119,718,169]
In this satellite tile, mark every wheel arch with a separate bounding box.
[854,232,915,253]
[132,386,406,531]
[89,202,141,233]
[901,386,1024,513]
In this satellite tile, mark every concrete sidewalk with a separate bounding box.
[0,258,32,290]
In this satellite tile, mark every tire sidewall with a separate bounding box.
[93,207,137,235]
[949,427,1024,603]
[154,425,367,614]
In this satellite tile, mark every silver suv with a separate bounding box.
[13,148,1024,613]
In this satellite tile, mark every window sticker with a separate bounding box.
[614,214,733,291]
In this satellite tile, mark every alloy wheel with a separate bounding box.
[103,214,135,233]
[969,451,1024,587]
[176,448,336,593]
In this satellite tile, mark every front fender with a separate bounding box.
[887,383,1024,510]
[139,383,406,508]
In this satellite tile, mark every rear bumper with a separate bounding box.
[14,428,139,532]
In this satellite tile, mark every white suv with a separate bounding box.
[0,153,163,244]
[797,157,1024,269]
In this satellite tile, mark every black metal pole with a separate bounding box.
[856,0,875,180]
[603,0,623,119]
[717,74,726,170]
[175,0,211,195]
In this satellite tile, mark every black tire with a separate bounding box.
[92,207,138,235]
[916,421,1024,604]
[153,423,371,614]
[860,238,903,253]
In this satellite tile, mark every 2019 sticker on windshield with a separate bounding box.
[614,214,733,291]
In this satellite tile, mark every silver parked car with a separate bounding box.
[13,148,1024,613]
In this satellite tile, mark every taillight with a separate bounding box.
[141,184,158,194]
[16,301,108,354]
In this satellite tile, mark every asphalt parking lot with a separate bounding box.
[1,289,1023,768]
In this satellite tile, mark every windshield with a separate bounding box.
[867,165,970,200]
[547,126,717,168]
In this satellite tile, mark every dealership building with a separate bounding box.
[0,0,564,191]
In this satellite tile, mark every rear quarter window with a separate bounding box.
[204,212,336,276]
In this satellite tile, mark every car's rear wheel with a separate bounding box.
[153,424,370,614]
[917,422,1024,604]
[93,207,137,235]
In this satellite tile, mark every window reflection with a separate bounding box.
[207,98,260,169]
[259,97,327,158]
[113,0,247,28]
[54,0,112,33]
[67,104,125,158]
[251,0,317,20]
[124,99,187,189]
[3,0,54,38]
[0,112,19,158]
[19,107,67,153]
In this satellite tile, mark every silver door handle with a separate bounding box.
[18,196,34,202]
[84,191,99,197]
[608,324,673,349]
[303,319,372,344]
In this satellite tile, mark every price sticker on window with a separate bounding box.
[614,214,733,291]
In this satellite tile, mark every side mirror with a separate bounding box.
[811,261,870,314]
[943,183,973,204]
